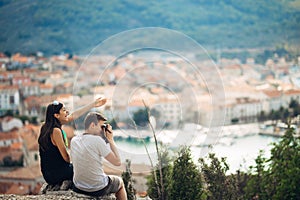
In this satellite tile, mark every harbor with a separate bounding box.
[101,122,287,173]
[258,121,300,137]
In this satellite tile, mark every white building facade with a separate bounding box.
[0,86,20,115]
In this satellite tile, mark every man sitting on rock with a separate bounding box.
[70,112,127,200]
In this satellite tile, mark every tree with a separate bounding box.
[228,170,250,199]
[147,145,172,200]
[121,159,136,200]
[133,108,148,128]
[289,98,299,110]
[289,99,300,117]
[258,110,267,122]
[266,126,300,199]
[109,118,118,129]
[244,151,269,199]
[269,109,281,123]
[199,153,236,200]
[170,146,204,200]
[245,126,300,199]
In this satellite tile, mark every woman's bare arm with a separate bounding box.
[51,128,70,163]
[68,97,107,121]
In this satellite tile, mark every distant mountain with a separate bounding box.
[0,0,299,55]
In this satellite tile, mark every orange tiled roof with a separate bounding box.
[19,124,40,151]
[24,96,41,105]
[22,81,39,87]
[23,68,38,74]
[39,83,53,89]
[0,149,23,162]
[0,182,13,193]
[113,66,126,79]
[64,59,78,67]
[0,164,42,180]
[5,183,30,195]
[150,87,164,94]
[10,150,23,160]
[37,71,52,77]
[11,53,29,63]
[0,130,19,140]
[0,147,15,161]
[0,70,22,78]
[10,142,22,150]
[0,52,8,58]
[38,94,73,107]
[128,99,145,107]
[284,89,300,95]
[12,76,31,82]
[262,90,282,98]
[0,85,19,91]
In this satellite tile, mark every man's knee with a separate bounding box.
[118,177,125,190]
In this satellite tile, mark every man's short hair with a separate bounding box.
[84,112,107,130]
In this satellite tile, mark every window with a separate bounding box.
[9,95,14,104]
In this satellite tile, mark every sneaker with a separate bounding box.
[51,184,61,191]
[39,183,48,194]
[60,180,72,190]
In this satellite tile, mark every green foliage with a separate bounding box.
[245,127,300,199]
[267,127,300,199]
[170,146,204,200]
[109,118,118,130]
[199,153,236,200]
[258,98,300,123]
[228,170,250,200]
[144,128,300,200]
[289,99,300,117]
[121,159,136,200]
[0,0,299,54]
[244,151,269,199]
[258,111,267,122]
[255,46,298,64]
[147,146,172,200]
[132,108,148,128]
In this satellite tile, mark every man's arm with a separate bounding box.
[104,125,121,166]
[105,142,121,166]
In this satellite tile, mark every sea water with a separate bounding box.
[113,128,280,174]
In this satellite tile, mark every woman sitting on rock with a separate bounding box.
[38,97,107,189]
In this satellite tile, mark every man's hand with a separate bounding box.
[104,124,114,142]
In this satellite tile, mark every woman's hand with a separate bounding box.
[68,96,107,122]
[94,97,107,107]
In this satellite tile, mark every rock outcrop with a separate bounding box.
[0,191,116,200]
[0,182,117,200]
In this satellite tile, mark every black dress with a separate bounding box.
[39,131,73,185]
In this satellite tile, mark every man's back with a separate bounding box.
[71,134,111,192]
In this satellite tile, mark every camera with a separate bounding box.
[101,124,111,133]
[100,124,111,143]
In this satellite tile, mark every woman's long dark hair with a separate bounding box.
[38,102,63,152]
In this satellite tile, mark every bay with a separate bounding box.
[111,127,280,174]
